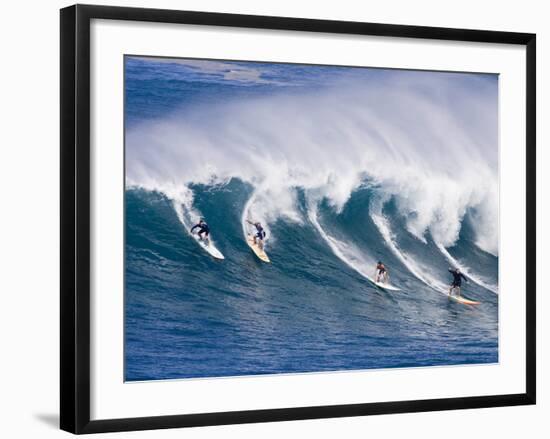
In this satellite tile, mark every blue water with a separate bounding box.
[124,57,499,381]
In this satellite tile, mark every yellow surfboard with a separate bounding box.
[246,235,270,263]
[448,294,480,305]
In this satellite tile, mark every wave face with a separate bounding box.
[124,57,499,381]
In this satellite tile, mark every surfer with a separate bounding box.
[375,261,389,283]
[246,220,266,249]
[448,267,468,297]
[190,219,210,243]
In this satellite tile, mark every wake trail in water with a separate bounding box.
[436,243,498,294]
[126,182,202,239]
[307,202,379,283]
[152,185,222,251]
[173,201,197,238]
[241,193,255,241]
[369,208,449,294]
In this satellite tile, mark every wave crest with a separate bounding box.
[126,72,498,254]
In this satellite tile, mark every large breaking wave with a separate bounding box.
[126,72,498,296]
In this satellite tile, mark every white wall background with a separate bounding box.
[0,0,546,437]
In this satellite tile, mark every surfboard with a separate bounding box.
[192,234,225,260]
[372,280,401,291]
[246,235,270,263]
[448,294,480,305]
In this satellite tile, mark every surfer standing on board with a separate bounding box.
[190,219,210,243]
[448,267,468,297]
[246,220,266,249]
[375,261,389,283]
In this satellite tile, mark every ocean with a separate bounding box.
[124,56,499,381]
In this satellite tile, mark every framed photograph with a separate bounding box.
[60,4,536,434]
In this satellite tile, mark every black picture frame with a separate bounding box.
[60,4,536,434]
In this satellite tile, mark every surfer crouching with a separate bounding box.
[448,268,468,297]
[246,220,266,249]
[375,261,389,283]
[191,219,210,242]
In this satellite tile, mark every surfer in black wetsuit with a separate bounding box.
[375,261,388,283]
[448,267,468,297]
[246,220,266,249]
[190,219,210,242]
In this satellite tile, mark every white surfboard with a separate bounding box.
[246,235,270,263]
[372,280,401,291]
[191,234,225,260]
